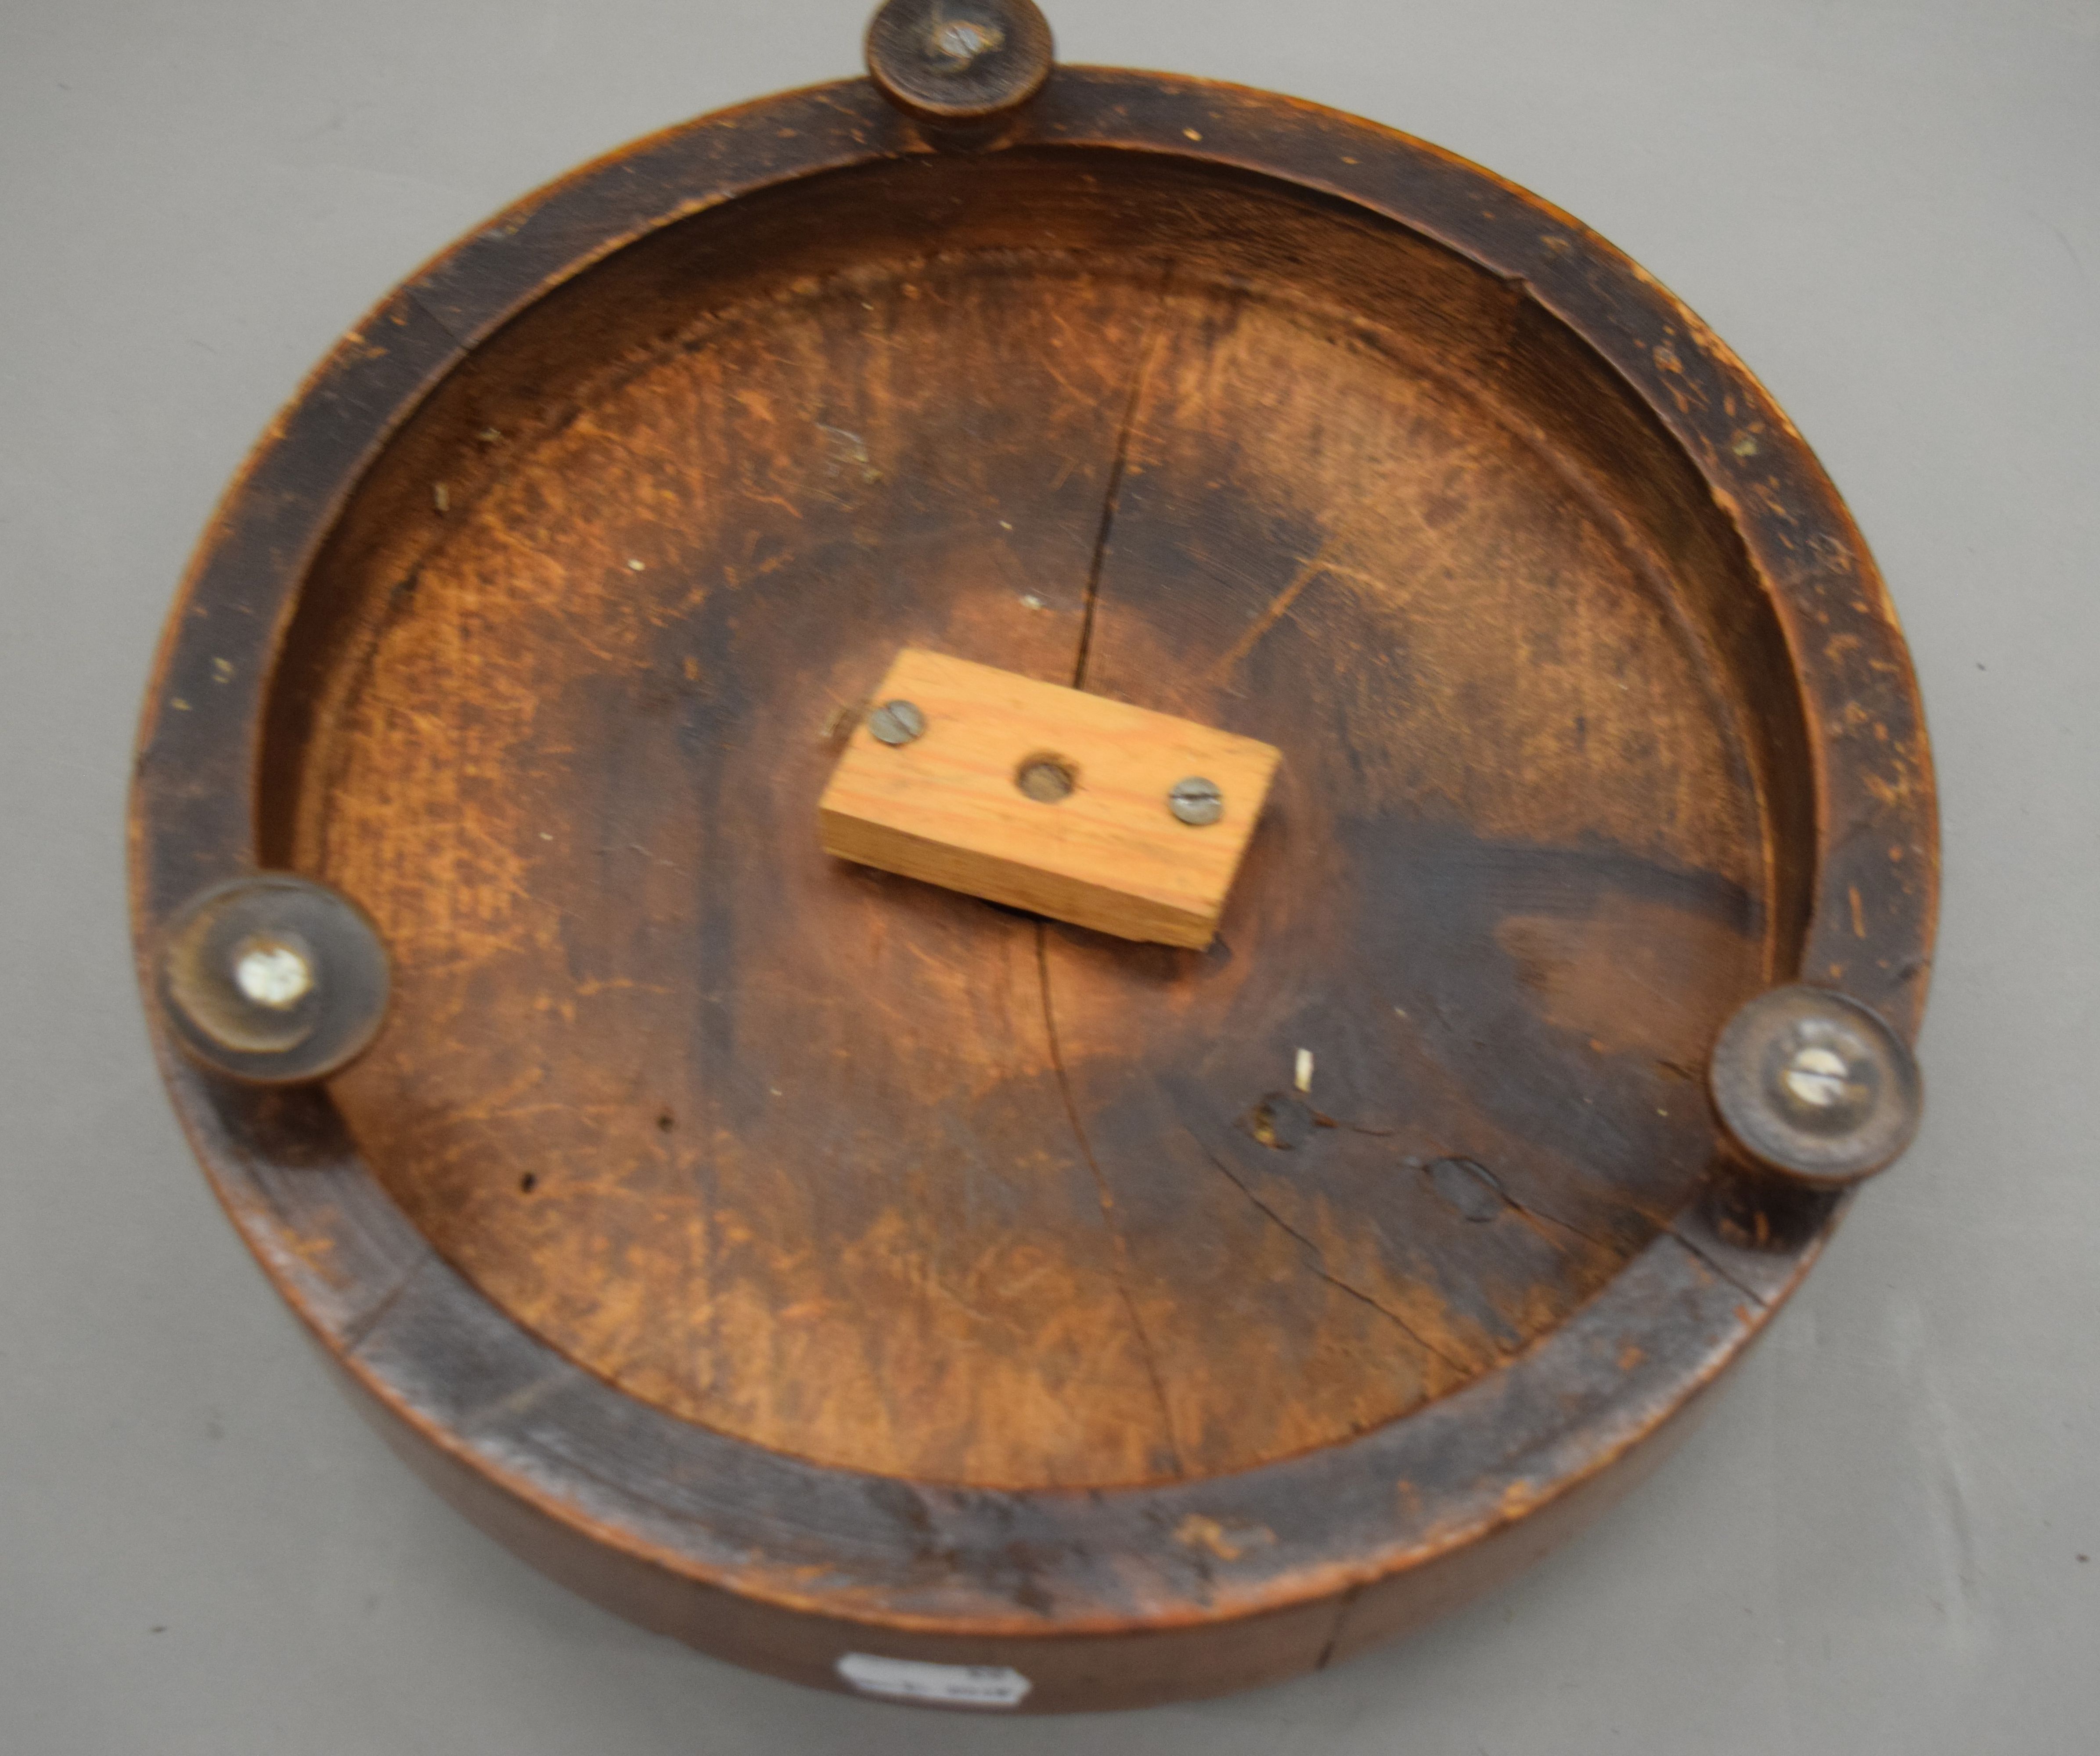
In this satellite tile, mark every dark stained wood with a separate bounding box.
[130,59,1937,1711]
[264,155,1788,1490]
[304,251,1189,1489]
[1039,263,1777,1469]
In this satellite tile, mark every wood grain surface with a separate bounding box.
[274,155,1774,1488]
[818,648,1281,948]
[131,63,1935,1706]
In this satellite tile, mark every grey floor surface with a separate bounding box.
[3,1,2095,1751]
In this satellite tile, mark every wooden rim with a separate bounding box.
[130,65,1936,1671]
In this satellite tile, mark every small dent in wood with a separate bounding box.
[1173,1512,1275,1562]
[1247,1092,1322,1151]
[1423,1157,1506,1224]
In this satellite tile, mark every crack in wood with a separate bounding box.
[1036,925,1185,1475]
[1314,1581,1364,1670]
[1071,267,1173,691]
[1024,276,1191,1474]
[1664,1222,1770,1308]
[1194,1138,1469,1377]
[339,1256,429,1355]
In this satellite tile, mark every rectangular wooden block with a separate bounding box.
[818,649,1281,949]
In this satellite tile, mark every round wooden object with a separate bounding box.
[131,52,1937,1714]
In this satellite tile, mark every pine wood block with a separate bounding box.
[818,649,1281,948]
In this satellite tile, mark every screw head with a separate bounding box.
[232,936,317,1010]
[1168,776,1225,826]
[158,874,390,1084]
[867,699,926,745]
[929,17,1002,65]
[1708,985,1922,1185]
[1777,1043,1853,1111]
[865,0,1054,126]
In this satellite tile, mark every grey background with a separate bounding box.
[2,0,2093,1749]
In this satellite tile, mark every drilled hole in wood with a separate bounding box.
[1015,753,1077,803]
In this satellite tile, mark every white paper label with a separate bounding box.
[836,1652,1033,1708]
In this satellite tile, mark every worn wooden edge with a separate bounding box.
[150,1060,1779,1647]
[316,1293,1753,1712]
[314,1239,1765,1713]
[127,62,1937,1658]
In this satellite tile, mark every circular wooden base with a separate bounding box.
[133,66,1935,1709]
